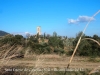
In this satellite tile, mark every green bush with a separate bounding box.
[54,48,65,55]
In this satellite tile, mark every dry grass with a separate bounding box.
[0,44,15,65]
[38,54,61,59]
[0,44,23,72]
[67,10,100,68]
[0,54,99,68]
[0,51,100,75]
[28,53,48,75]
[65,10,100,75]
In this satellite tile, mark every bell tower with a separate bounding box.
[37,26,41,35]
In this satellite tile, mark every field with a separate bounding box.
[0,54,100,75]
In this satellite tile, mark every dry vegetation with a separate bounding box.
[0,38,100,75]
[0,10,100,75]
[0,51,100,75]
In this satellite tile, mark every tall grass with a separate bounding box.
[28,52,47,75]
[83,38,100,46]
[64,10,100,75]
[0,44,23,72]
[0,44,15,66]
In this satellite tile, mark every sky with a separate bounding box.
[0,0,100,37]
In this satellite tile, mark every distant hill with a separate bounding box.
[0,30,9,36]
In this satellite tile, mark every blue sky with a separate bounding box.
[0,0,100,37]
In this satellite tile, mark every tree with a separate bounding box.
[44,33,46,39]
[48,36,64,49]
[58,40,64,49]
[93,34,99,41]
[14,34,25,45]
[53,31,57,37]
[72,32,90,56]
[0,34,25,46]
[15,35,23,40]
[48,37,59,48]
[73,31,85,47]
[25,32,30,38]
[78,40,92,56]
[46,34,50,39]
[72,31,100,57]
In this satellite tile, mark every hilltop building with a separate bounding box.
[37,26,41,35]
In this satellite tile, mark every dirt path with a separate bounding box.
[0,55,100,70]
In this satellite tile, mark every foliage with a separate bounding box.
[53,31,57,37]
[0,31,100,57]
[48,33,64,49]
[25,32,30,38]
[72,32,100,57]
[0,34,25,46]
[54,48,65,55]
[44,33,46,39]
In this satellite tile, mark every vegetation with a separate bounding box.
[0,32,65,56]
[0,31,100,57]
[72,32,100,57]
[0,31,100,75]
[0,34,25,46]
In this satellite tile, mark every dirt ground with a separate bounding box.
[0,54,100,70]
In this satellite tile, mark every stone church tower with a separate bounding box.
[37,26,41,35]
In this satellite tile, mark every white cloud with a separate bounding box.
[78,16,95,22]
[68,19,78,24]
[68,16,95,24]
